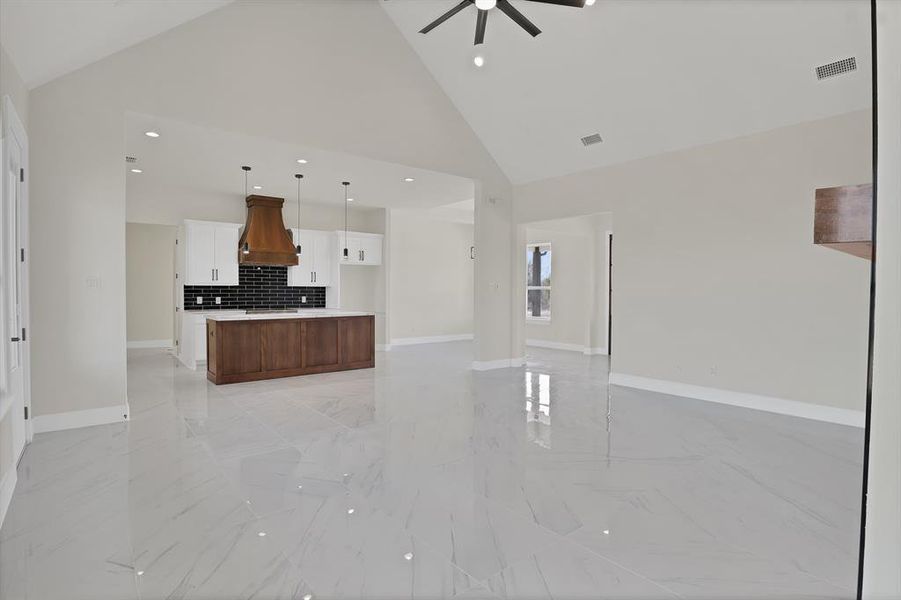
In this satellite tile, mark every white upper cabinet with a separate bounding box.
[337,231,383,266]
[183,220,241,286]
[288,229,333,287]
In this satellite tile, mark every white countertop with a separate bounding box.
[204,309,374,322]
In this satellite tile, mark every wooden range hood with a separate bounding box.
[238,195,299,266]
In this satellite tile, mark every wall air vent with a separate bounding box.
[581,133,603,147]
[125,156,137,163]
[816,57,857,80]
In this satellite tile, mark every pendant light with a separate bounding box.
[294,173,303,256]
[241,166,251,255]
[342,181,350,259]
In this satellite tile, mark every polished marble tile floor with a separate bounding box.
[0,343,864,599]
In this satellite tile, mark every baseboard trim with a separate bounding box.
[127,339,172,349]
[583,346,609,356]
[32,403,131,434]
[472,357,525,371]
[391,334,473,346]
[526,339,585,353]
[0,466,16,532]
[609,373,865,428]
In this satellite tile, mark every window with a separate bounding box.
[526,243,551,320]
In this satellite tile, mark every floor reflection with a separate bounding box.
[525,371,551,448]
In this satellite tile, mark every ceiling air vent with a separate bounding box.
[581,133,603,147]
[125,156,137,163]
[816,57,857,80]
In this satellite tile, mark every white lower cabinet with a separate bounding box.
[178,311,242,370]
[288,229,333,286]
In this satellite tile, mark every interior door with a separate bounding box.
[1,113,26,466]
[213,225,239,285]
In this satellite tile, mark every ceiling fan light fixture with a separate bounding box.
[475,0,497,9]
[473,55,485,67]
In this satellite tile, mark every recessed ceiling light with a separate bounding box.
[303,595,312,600]
[404,177,415,182]
[253,185,263,190]
[347,198,354,202]
[473,55,485,68]
[130,169,143,173]
[603,529,610,535]
[257,531,267,537]
[585,0,595,5]
[404,552,414,561]
[144,131,159,138]
[347,508,355,514]
[297,484,303,489]
[137,571,145,576]
[297,159,308,164]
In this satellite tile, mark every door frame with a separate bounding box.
[1,95,32,446]
[604,231,613,356]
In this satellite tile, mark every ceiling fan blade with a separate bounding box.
[474,8,488,45]
[496,0,541,37]
[523,0,586,7]
[419,0,473,34]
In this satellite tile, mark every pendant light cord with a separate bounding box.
[342,181,350,251]
[294,173,303,255]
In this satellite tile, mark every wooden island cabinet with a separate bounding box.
[206,314,374,384]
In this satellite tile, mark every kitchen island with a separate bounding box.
[205,310,375,384]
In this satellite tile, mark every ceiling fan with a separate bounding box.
[419,0,588,46]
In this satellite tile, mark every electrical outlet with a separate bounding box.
[196,297,203,305]
[301,296,307,304]
[215,297,221,305]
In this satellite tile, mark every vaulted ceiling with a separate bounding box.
[0,0,230,88]
[381,0,871,183]
[1,0,871,186]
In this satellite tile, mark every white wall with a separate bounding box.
[387,210,473,342]
[863,1,901,595]
[515,111,872,412]
[27,0,511,418]
[125,223,175,344]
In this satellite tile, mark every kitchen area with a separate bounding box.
[174,193,380,383]
[124,113,475,386]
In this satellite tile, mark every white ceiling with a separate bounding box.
[0,0,231,88]
[125,113,474,210]
[381,0,871,184]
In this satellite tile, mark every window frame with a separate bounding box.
[525,242,552,322]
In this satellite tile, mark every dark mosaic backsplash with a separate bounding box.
[184,265,326,310]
